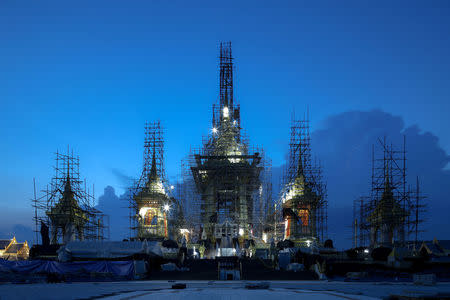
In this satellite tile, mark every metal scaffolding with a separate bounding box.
[352,137,426,248]
[127,121,182,240]
[180,42,272,246]
[279,114,328,243]
[32,148,109,245]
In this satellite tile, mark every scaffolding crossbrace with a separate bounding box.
[32,148,109,245]
[352,136,426,249]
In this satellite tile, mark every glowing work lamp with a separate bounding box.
[222,106,229,118]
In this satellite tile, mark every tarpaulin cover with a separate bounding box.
[58,240,162,261]
[0,260,134,279]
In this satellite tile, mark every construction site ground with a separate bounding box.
[1,280,450,299]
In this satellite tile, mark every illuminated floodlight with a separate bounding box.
[364,249,369,254]
[233,120,237,125]
[223,106,229,118]
[170,185,175,190]
[163,204,170,212]
[212,127,218,134]
[306,239,312,247]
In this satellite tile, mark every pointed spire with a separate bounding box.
[64,158,72,193]
[296,147,304,178]
[148,135,157,181]
[219,41,233,112]
[384,160,391,192]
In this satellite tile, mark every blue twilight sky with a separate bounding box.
[1,1,450,245]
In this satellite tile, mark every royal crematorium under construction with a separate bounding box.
[180,42,272,258]
[21,42,442,284]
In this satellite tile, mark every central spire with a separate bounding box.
[219,41,233,112]
[214,41,240,135]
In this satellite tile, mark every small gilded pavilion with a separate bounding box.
[134,150,171,240]
[46,173,88,244]
[368,170,407,247]
[0,237,29,260]
[281,155,320,242]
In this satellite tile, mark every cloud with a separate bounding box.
[111,168,134,188]
[96,186,130,241]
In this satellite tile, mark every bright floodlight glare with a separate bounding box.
[163,204,170,211]
[212,127,218,134]
[364,249,369,254]
[223,106,229,118]
[170,185,175,190]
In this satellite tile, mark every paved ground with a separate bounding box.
[1,280,450,300]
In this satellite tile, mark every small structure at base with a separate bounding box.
[0,237,29,261]
[217,256,241,280]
